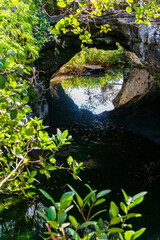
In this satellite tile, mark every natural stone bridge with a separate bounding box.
[35,10,160,143]
[37,10,160,80]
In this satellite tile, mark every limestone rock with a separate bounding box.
[125,51,143,66]
[113,67,154,107]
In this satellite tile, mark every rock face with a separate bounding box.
[104,83,160,143]
[37,10,160,81]
[113,67,154,107]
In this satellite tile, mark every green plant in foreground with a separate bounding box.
[37,185,147,240]
[0,0,83,197]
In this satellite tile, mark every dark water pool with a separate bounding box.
[1,72,160,240]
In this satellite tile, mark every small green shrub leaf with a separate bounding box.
[60,197,73,210]
[61,130,68,139]
[126,213,142,220]
[48,221,58,229]
[97,189,111,198]
[128,197,144,209]
[121,189,129,204]
[36,210,49,222]
[28,178,34,184]
[98,218,104,230]
[39,189,55,205]
[126,7,132,13]
[57,212,67,224]
[47,206,56,221]
[69,215,78,229]
[132,192,147,201]
[110,217,121,225]
[133,228,146,239]
[89,209,107,221]
[0,75,6,89]
[108,228,124,233]
[30,170,37,178]
[124,230,135,240]
[77,194,83,207]
[120,202,127,214]
[80,221,97,229]
[110,201,119,218]
[60,191,74,202]
[95,198,106,206]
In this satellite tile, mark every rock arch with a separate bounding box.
[37,10,160,81]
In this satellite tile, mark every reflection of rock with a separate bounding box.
[113,67,154,107]
[48,83,95,125]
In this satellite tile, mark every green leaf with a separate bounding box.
[22,96,29,104]
[36,210,49,222]
[48,221,58,229]
[68,227,80,239]
[120,202,127,214]
[128,197,144,209]
[57,1,67,8]
[97,189,111,198]
[110,201,119,218]
[10,109,17,120]
[80,221,97,229]
[60,191,74,202]
[57,212,67,224]
[77,194,83,207]
[39,189,55,205]
[119,232,124,240]
[30,170,37,178]
[126,7,132,13]
[95,198,106,206]
[28,178,34,184]
[45,165,57,171]
[83,190,97,204]
[69,215,78,229]
[132,192,147,201]
[126,213,142,220]
[60,197,73,210]
[25,127,33,136]
[0,75,6,89]
[98,218,104,230]
[108,228,124,233]
[110,217,121,225]
[124,230,135,240]
[121,189,129,204]
[133,228,146,239]
[47,206,56,221]
[11,0,19,4]
[65,205,74,213]
[89,209,107,221]
[61,130,68,139]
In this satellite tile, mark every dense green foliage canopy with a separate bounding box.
[0,0,83,196]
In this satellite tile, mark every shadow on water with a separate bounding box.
[0,71,160,240]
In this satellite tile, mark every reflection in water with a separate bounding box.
[61,69,123,114]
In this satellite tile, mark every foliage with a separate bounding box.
[0,0,83,196]
[37,184,147,240]
[46,0,160,45]
[33,0,54,45]
[62,44,125,74]
[62,70,122,89]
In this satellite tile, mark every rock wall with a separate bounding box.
[113,67,154,107]
[37,10,160,80]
